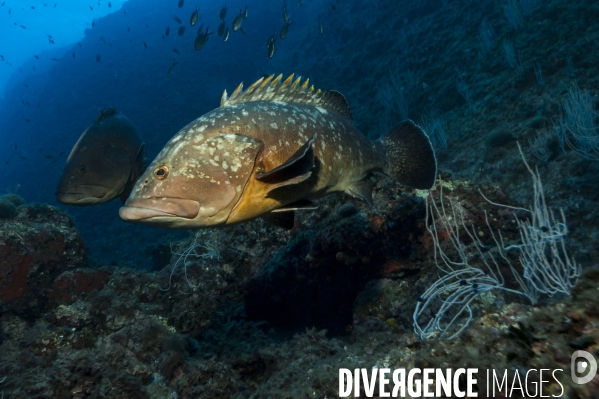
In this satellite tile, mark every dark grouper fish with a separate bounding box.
[119,74,436,229]
[56,107,145,205]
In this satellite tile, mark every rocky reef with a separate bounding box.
[1,172,598,397]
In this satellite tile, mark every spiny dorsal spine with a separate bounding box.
[220,73,352,121]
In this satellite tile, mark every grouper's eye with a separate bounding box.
[78,165,86,174]
[153,165,169,180]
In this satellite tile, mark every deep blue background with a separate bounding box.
[0,0,348,265]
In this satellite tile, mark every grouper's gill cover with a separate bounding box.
[119,73,436,229]
[56,107,146,206]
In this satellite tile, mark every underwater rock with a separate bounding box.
[0,203,87,317]
[246,192,428,334]
[0,193,25,207]
[0,198,17,219]
[47,269,111,306]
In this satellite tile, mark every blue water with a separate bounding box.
[0,0,340,265]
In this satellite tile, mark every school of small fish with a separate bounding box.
[4,0,343,165]
[2,0,338,79]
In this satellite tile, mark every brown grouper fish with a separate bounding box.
[56,107,146,205]
[119,74,436,229]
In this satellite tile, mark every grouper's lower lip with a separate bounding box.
[119,197,200,221]
[56,193,102,204]
[56,185,109,203]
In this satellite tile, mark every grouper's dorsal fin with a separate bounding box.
[220,73,353,122]
[95,107,118,123]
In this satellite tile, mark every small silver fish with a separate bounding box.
[267,36,275,58]
[190,6,198,26]
[280,21,291,39]
[232,10,244,32]
[194,25,213,50]
[223,27,230,42]
[167,59,178,76]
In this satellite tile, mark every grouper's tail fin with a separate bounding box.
[377,120,437,189]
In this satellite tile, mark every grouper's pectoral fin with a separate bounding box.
[255,133,317,196]
[263,172,312,196]
[261,211,295,229]
[256,133,317,182]
[345,179,373,208]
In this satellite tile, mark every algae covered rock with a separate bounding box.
[1,193,26,207]
[0,198,17,219]
[0,203,87,316]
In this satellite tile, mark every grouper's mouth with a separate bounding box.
[119,197,200,221]
[56,185,109,204]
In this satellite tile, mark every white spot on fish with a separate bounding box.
[222,161,228,169]
[223,134,236,143]
[270,122,278,129]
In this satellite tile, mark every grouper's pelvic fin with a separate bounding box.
[262,199,318,229]
[220,73,353,121]
[94,106,119,123]
[378,120,437,190]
